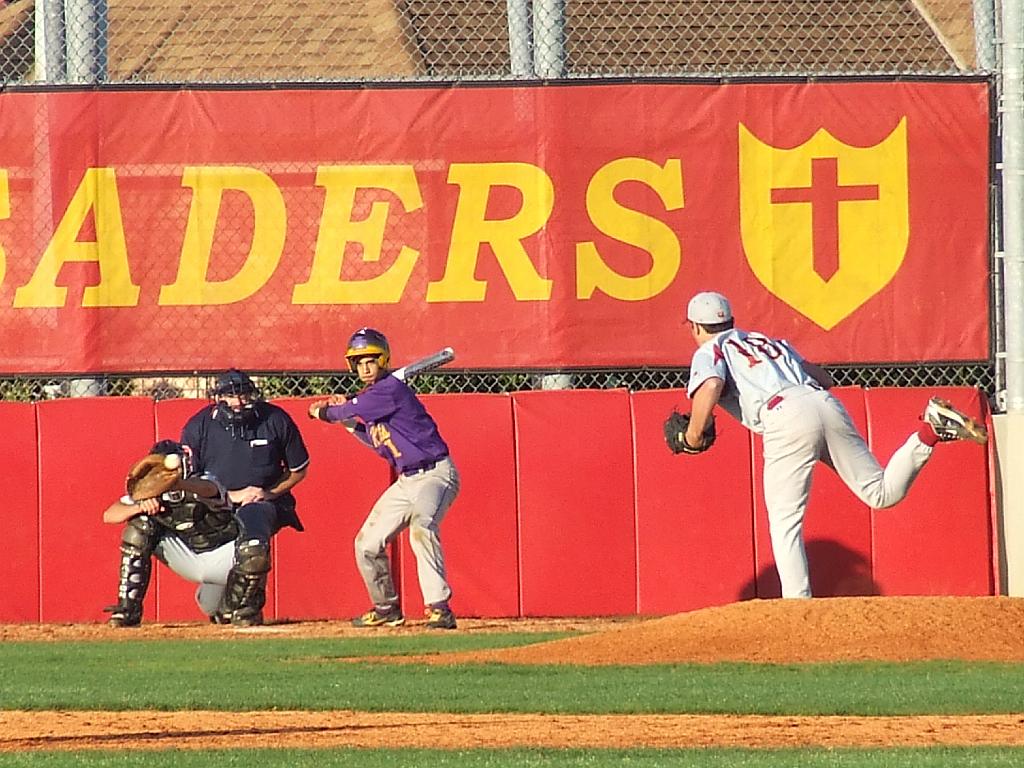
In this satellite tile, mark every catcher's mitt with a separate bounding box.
[663,410,717,455]
[126,453,182,501]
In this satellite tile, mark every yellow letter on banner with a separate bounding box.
[160,166,286,306]
[14,167,139,307]
[293,165,422,304]
[576,158,684,300]
[426,162,554,302]
[0,169,8,287]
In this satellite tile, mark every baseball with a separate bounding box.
[163,453,182,470]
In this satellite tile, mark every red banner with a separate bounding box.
[0,80,990,373]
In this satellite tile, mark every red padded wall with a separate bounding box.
[514,389,636,616]
[38,397,155,622]
[866,387,993,595]
[274,397,391,620]
[0,403,39,621]
[398,394,519,619]
[631,390,756,614]
[752,387,875,598]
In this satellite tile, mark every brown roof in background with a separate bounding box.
[1,0,978,83]
[108,0,418,81]
[563,1,959,75]
[917,0,979,68]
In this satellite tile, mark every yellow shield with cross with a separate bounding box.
[738,118,909,330]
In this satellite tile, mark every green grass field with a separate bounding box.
[1,632,1022,766]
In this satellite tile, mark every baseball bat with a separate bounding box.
[391,347,456,381]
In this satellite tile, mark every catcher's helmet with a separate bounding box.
[210,368,259,399]
[345,328,390,372]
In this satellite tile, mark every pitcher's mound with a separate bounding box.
[417,596,1024,665]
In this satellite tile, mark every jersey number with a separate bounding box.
[725,336,784,367]
[369,424,402,459]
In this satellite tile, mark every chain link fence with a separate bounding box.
[0,1,998,84]
[0,362,997,402]
[0,0,999,402]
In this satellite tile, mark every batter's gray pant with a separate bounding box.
[760,386,933,599]
[354,457,460,609]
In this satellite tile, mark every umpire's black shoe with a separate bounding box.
[104,603,141,628]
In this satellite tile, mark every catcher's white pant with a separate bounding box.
[355,457,460,608]
[760,386,934,599]
[155,537,235,616]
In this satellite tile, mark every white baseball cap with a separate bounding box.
[687,291,732,324]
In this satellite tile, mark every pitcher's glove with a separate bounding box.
[663,410,716,455]
[126,453,182,501]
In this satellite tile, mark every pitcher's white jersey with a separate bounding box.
[687,328,819,433]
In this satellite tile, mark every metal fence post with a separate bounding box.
[508,0,534,77]
[532,0,565,79]
[65,0,107,84]
[34,0,66,82]
[995,0,1024,596]
[975,0,998,70]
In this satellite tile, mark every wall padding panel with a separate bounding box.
[514,389,636,616]
[38,397,155,622]
[752,387,875,598]
[398,394,519,619]
[274,397,392,620]
[631,389,756,614]
[866,387,993,595]
[0,403,39,621]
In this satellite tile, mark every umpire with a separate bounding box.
[181,369,310,625]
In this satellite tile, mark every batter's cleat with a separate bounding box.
[103,603,141,628]
[351,606,405,628]
[923,397,988,444]
[424,606,457,630]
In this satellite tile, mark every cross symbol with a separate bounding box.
[770,157,879,280]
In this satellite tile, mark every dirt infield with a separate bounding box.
[3,596,1024,752]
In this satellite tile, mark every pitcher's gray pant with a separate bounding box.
[354,457,460,608]
[760,387,933,599]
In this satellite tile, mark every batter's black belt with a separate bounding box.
[401,455,448,476]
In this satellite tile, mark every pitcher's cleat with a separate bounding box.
[923,397,988,444]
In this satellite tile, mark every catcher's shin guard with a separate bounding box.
[217,538,270,625]
[104,517,158,627]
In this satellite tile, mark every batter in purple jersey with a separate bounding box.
[309,328,460,629]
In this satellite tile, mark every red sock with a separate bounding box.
[918,422,940,447]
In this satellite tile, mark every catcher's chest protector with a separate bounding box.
[154,500,238,553]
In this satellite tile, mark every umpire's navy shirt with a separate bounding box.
[181,402,310,494]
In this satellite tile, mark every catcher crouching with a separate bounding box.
[102,440,248,627]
